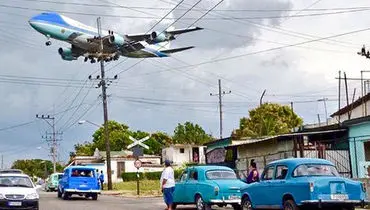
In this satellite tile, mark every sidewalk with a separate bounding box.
[101,190,161,198]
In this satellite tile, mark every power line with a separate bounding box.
[2,4,369,20]
[11,0,370,12]
[0,121,35,132]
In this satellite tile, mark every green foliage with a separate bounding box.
[11,159,64,179]
[121,172,144,181]
[73,120,173,156]
[173,121,213,145]
[233,103,303,138]
[121,169,183,182]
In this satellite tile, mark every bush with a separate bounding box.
[145,171,161,180]
[121,172,144,181]
[121,169,184,181]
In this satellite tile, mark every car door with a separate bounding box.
[173,170,188,203]
[269,165,289,208]
[185,168,199,203]
[253,165,275,207]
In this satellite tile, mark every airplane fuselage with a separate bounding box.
[28,13,168,60]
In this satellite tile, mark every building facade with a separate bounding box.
[162,144,206,166]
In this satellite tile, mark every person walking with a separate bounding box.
[99,171,104,190]
[160,160,175,210]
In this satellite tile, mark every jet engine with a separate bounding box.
[108,34,125,46]
[58,47,77,61]
[149,31,169,43]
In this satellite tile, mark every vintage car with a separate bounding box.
[173,165,247,210]
[58,166,100,200]
[240,158,368,210]
[45,173,63,192]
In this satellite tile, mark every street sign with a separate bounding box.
[132,145,143,157]
[127,136,150,150]
[134,159,142,169]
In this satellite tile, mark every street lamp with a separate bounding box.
[78,119,112,190]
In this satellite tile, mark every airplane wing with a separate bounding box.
[124,26,203,43]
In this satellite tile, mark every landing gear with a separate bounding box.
[45,41,51,46]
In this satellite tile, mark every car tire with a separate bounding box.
[62,191,70,200]
[91,193,98,200]
[57,188,62,198]
[172,203,177,209]
[283,199,300,210]
[232,204,242,210]
[241,196,254,210]
[195,195,211,210]
[342,206,355,210]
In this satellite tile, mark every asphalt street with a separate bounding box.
[39,191,201,210]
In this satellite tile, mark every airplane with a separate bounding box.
[28,12,203,63]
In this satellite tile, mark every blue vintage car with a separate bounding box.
[57,166,100,200]
[240,158,368,210]
[173,165,247,210]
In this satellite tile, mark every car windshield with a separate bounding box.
[0,176,33,188]
[71,169,95,177]
[206,170,237,180]
[293,164,339,177]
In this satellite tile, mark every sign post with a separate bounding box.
[127,136,149,196]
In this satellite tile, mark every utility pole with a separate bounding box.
[344,72,350,120]
[210,79,231,139]
[88,17,118,191]
[317,98,328,125]
[338,70,341,123]
[36,114,61,173]
[1,155,3,169]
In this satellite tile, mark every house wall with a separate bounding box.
[235,139,294,176]
[334,105,370,122]
[162,146,206,165]
[348,122,370,178]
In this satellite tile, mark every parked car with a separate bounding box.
[58,166,100,200]
[240,158,368,210]
[0,169,23,174]
[0,172,41,209]
[173,165,247,210]
[45,172,63,192]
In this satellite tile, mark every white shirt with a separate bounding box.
[160,167,175,188]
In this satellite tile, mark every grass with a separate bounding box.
[103,180,161,196]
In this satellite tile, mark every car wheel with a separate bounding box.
[283,199,300,210]
[241,196,253,210]
[195,195,211,210]
[342,206,355,210]
[62,191,70,200]
[91,193,98,200]
[172,203,177,209]
[232,204,242,210]
[57,188,62,198]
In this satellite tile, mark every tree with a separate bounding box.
[173,121,213,145]
[11,159,63,178]
[72,120,173,156]
[233,103,303,139]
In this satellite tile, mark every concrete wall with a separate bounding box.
[333,104,370,122]
[349,122,370,178]
[162,145,206,165]
[236,139,294,175]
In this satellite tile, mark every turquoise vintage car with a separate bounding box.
[173,165,247,210]
[241,158,368,210]
[45,173,63,192]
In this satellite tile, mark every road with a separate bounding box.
[39,191,201,210]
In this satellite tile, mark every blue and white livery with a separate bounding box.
[28,13,203,62]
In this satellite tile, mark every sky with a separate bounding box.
[1,0,370,167]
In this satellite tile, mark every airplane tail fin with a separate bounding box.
[160,46,195,54]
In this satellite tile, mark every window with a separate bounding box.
[71,169,95,177]
[180,148,185,153]
[180,172,188,182]
[117,162,125,178]
[0,176,33,188]
[275,165,288,180]
[293,164,339,177]
[206,170,237,180]
[189,170,198,180]
[262,166,274,180]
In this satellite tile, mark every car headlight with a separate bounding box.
[25,193,39,200]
